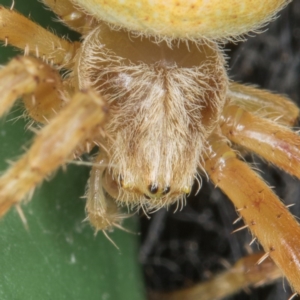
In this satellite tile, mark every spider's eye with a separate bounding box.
[162,186,171,195]
[148,184,158,194]
[147,184,171,196]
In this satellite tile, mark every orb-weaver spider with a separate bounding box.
[0,0,299,299]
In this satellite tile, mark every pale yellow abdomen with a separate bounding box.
[73,0,290,40]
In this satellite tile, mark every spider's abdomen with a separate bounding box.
[77,24,227,208]
[73,0,290,40]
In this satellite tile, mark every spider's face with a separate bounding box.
[76,22,227,207]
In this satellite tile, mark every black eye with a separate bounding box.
[148,184,158,194]
[162,186,170,195]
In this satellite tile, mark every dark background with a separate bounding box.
[140,1,300,299]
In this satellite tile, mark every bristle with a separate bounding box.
[15,204,28,231]
[256,252,270,265]
[232,224,249,233]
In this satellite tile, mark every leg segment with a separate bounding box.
[151,252,281,300]
[42,0,98,34]
[229,82,299,126]
[0,56,65,120]
[0,90,107,217]
[0,55,96,157]
[85,153,125,232]
[204,134,300,294]
[220,104,300,178]
[0,6,80,67]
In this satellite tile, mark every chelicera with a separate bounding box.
[0,0,299,299]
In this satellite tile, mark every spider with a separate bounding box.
[0,0,300,299]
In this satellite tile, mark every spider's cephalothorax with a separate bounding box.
[1,0,300,299]
[77,23,227,209]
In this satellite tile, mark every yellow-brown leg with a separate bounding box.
[41,0,98,34]
[0,89,107,218]
[85,153,126,232]
[151,252,281,300]
[0,56,65,120]
[204,134,300,294]
[229,83,299,126]
[0,6,80,67]
[220,104,300,178]
[0,54,97,156]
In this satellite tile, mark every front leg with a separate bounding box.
[85,152,127,232]
[0,89,107,217]
[0,56,64,119]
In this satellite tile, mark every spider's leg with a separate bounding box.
[85,153,127,232]
[151,252,281,300]
[0,6,80,67]
[0,56,66,119]
[220,104,300,178]
[42,0,98,34]
[229,82,299,126]
[0,89,107,218]
[204,135,300,294]
[0,55,96,157]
